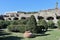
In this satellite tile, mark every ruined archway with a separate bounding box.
[13,17,18,20]
[8,18,11,20]
[56,16,60,19]
[37,16,44,20]
[21,17,26,19]
[47,17,54,20]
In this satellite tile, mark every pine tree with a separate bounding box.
[26,15,37,33]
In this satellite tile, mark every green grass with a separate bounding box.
[0,29,60,40]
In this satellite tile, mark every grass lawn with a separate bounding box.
[0,29,60,40]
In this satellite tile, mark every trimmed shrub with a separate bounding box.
[0,20,10,29]
[47,20,55,29]
[7,19,28,33]
[10,20,27,25]
[10,20,19,25]
[37,19,48,33]
[7,25,26,33]
[8,15,37,33]
[19,19,28,25]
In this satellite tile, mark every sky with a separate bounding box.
[0,0,60,14]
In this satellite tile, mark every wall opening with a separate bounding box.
[56,16,60,19]
[47,17,54,20]
[8,18,11,20]
[21,17,26,19]
[37,16,44,20]
[13,17,18,20]
[4,15,9,17]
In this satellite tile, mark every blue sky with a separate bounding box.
[0,0,60,14]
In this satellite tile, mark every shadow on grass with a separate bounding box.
[0,30,24,40]
[0,29,11,36]
[0,36,23,40]
[28,33,50,38]
[47,29,53,32]
[0,31,11,36]
[0,32,11,36]
[0,32,23,40]
[32,33,50,38]
[35,34,50,36]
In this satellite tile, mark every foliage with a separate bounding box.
[37,19,48,33]
[26,15,37,33]
[7,25,27,33]
[10,20,20,25]
[0,20,10,29]
[47,20,55,29]
[19,19,28,25]
[8,19,28,33]
[10,19,27,25]
[57,19,60,29]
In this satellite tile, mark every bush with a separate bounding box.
[8,19,28,33]
[7,25,26,33]
[10,20,27,25]
[0,20,10,29]
[8,24,35,33]
[19,19,28,25]
[47,20,55,29]
[37,19,48,33]
[10,20,20,25]
[57,19,60,29]
[8,15,37,33]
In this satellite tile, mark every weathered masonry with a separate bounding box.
[0,2,60,24]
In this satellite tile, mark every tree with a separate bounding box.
[26,15,37,33]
